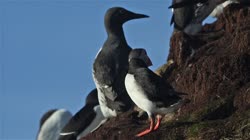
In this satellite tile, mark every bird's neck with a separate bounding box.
[128,59,147,74]
[106,25,127,43]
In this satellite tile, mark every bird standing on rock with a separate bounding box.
[59,89,105,140]
[125,49,189,137]
[93,7,149,121]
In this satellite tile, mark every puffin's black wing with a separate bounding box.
[60,104,96,137]
[133,68,181,107]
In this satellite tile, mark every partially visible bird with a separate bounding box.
[170,0,197,35]
[59,89,105,140]
[93,7,149,119]
[36,109,72,140]
[210,0,250,17]
[125,49,189,137]
[169,0,235,35]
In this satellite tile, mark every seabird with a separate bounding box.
[93,7,149,119]
[170,0,198,35]
[59,89,105,140]
[37,109,72,140]
[125,49,188,137]
[169,0,233,35]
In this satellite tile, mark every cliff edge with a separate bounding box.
[82,4,250,140]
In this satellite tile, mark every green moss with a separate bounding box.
[188,94,234,121]
[187,123,209,137]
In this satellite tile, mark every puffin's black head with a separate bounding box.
[105,7,149,27]
[129,48,152,67]
[85,89,98,105]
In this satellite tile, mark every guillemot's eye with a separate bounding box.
[119,9,125,14]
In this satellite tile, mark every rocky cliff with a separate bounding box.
[82,4,250,140]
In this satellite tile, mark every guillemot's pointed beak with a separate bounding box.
[127,11,149,20]
[132,13,149,19]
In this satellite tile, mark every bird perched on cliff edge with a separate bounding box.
[125,49,189,137]
[59,89,105,140]
[170,0,197,35]
[36,109,72,140]
[93,7,149,121]
[169,0,236,35]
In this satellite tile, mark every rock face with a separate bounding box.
[82,4,250,140]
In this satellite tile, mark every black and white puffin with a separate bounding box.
[93,7,149,119]
[125,49,188,137]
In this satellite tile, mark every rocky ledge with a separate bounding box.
[82,4,250,140]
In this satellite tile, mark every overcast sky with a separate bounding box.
[0,0,174,139]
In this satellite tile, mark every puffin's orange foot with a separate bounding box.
[136,117,154,137]
[153,115,162,130]
[136,128,153,137]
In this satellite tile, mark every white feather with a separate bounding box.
[125,74,184,115]
[37,109,72,140]
[92,73,117,118]
[94,47,102,59]
[125,74,155,116]
[210,0,238,17]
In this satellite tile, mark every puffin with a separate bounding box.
[93,7,149,119]
[125,49,189,137]
[36,109,72,140]
[59,89,105,140]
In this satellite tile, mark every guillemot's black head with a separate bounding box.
[129,48,152,67]
[104,7,149,32]
[39,109,58,129]
[85,89,98,106]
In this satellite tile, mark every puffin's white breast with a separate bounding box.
[125,74,155,114]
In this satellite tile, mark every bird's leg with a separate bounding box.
[153,115,162,130]
[136,116,154,137]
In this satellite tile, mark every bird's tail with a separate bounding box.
[159,99,190,114]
